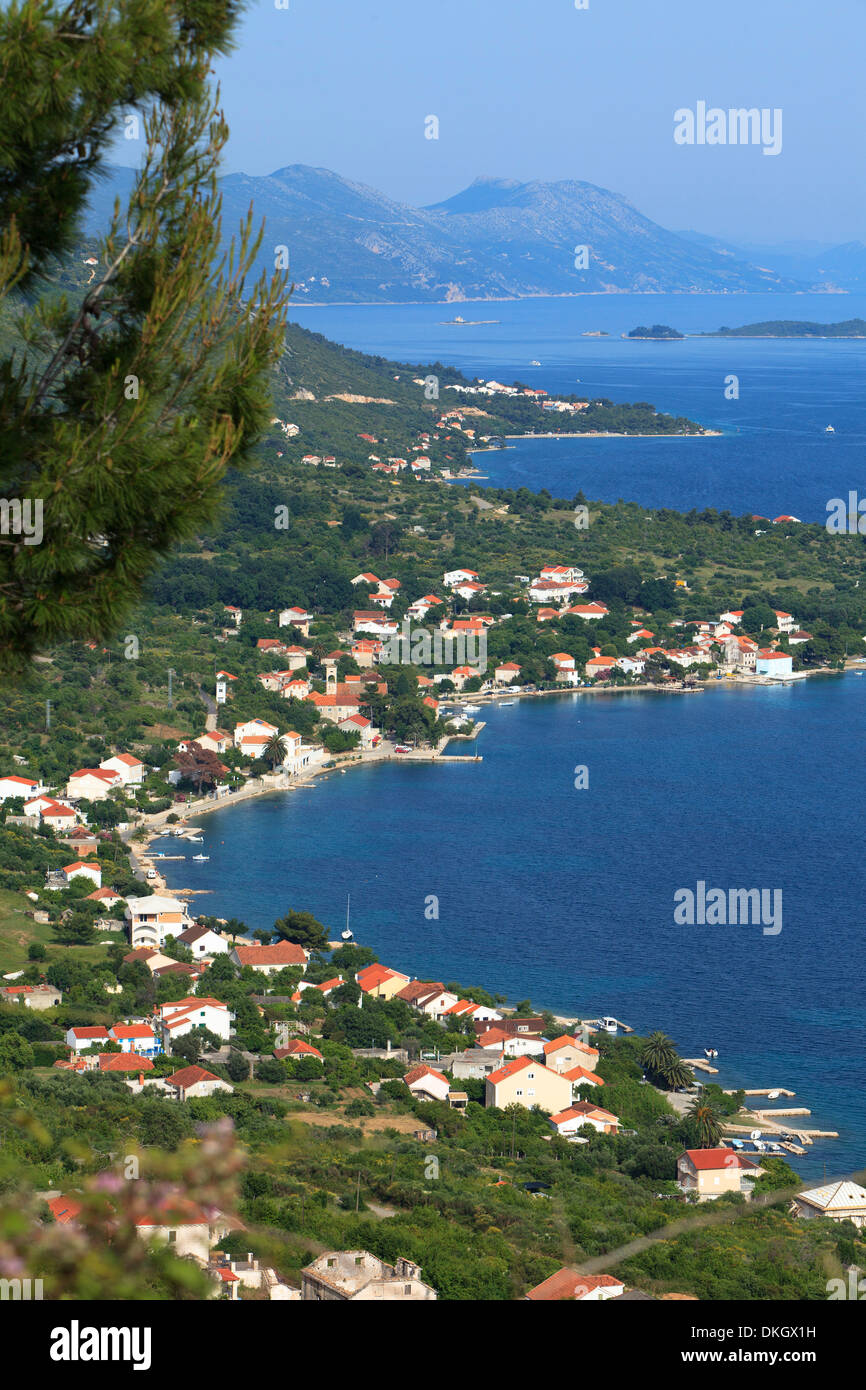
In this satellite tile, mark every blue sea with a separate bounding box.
[291,291,866,522]
[158,296,866,1180]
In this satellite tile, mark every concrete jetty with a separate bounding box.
[683,1058,719,1074]
[741,1088,796,1098]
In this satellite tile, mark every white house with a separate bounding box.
[756,650,793,678]
[109,1022,159,1056]
[66,768,121,801]
[403,1065,451,1103]
[233,718,279,754]
[99,753,145,786]
[278,607,313,635]
[125,895,193,950]
[566,603,608,620]
[175,925,230,958]
[164,1064,234,1101]
[791,1181,866,1228]
[443,568,480,588]
[0,774,46,802]
[66,1025,110,1052]
[773,609,796,633]
[61,861,102,889]
[157,996,234,1046]
[539,565,584,585]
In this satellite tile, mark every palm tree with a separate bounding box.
[663,1059,695,1092]
[689,1097,722,1147]
[640,1031,678,1078]
[262,732,287,770]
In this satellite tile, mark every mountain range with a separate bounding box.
[83,164,862,303]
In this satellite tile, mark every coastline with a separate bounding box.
[124,669,856,1166]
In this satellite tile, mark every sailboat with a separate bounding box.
[341,894,354,941]
[824,424,835,433]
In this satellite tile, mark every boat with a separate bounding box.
[703,1047,719,1059]
[530,359,541,366]
[192,853,209,862]
[498,699,517,707]
[463,703,481,714]
[187,835,203,842]
[341,894,354,941]
[601,1016,618,1034]
[825,424,835,433]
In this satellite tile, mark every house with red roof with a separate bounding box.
[485,1055,573,1113]
[404,1064,451,1103]
[355,962,410,1000]
[274,1040,324,1063]
[229,941,308,975]
[525,1268,625,1302]
[544,1034,600,1074]
[549,1102,618,1138]
[565,602,609,620]
[155,998,233,1051]
[98,1052,156,1073]
[164,1064,233,1100]
[66,768,121,801]
[109,1022,159,1057]
[99,753,145,786]
[65,1025,110,1052]
[0,773,45,802]
[677,1148,763,1200]
[59,861,102,889]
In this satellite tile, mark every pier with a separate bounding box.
[683,1058,719,1074]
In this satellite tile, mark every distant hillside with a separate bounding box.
[704,318,866,338]
[678,229,866,293]
[82,164,804,303]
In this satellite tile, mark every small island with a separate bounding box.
[626,324,684,340]
[703,318,866,338]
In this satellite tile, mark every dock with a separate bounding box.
[740,1088,796,1098]
[683,1058,719,1074]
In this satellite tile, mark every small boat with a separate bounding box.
[601,1016,618,1034]
[463,704,481,714]
[825,424,835,433]
[530,359,541,367]
[192,853,209,862]
[703,1047,719,1059]
[498,699,517,707]
[341,894,354,941]
[187,835,203,842]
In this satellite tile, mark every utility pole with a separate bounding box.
[45,700,51,732]
[167,668,175,710]
[355,1170,361,1214]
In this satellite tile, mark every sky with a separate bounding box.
[131,0,864,244]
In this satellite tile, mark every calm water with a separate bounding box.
[291,292,866,521]
[152,297,866,1178]
[156,676,866,1179]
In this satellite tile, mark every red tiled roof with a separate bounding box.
[166,1065,221,1089]
[526,1268,623,1301]
[233,942,307,967]
[404,1064,448,1087]
[98,1053,155,1072]
[682,1147,757,1171]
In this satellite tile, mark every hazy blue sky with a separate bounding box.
[146,0,866,242]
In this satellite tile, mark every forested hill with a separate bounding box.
[704,318,866,337]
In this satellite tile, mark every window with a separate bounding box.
[404,1285,411,1295]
